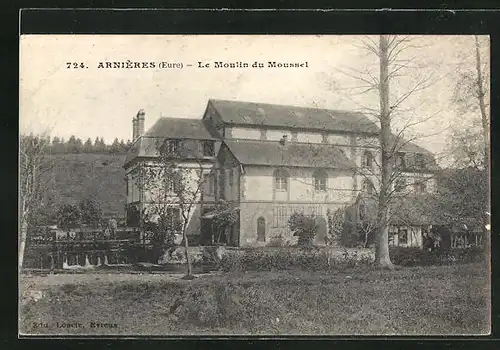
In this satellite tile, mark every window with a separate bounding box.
[398,229,408,245]
[274,169,289,192]
[359,202,366,221]
[166,176,180,193]
[273,205,289,228]
[203,141,214,157]
[395,177,406,192]
[313,169,327,191]
[165,139,181,154]
[260,129,268,141]
[125,177,129,197]
[396,152,406,168]
[363,151,373,168]
[362,179,374,195]
[414,181,426,194]
[257,217,266,242]
[415,153,425,168]
[228,169,234,188]
[322,133,328,144]
[203,173,214,196]
[166,207,181,234]
[166,179,175,193]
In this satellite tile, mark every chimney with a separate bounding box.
[132,117,138,141]
[136,109,145,138]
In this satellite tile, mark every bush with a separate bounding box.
[288,213,318,247]
[390,247,485,267]
[218,247,373,272]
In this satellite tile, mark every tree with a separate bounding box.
[211,200,239,245]
[67,135,83,153]
[331,36,444,268]
[450,35,490,257]
[56,204,81,232]
[19,133,52,268]
[110,138,121,153]
[138,139,211,278]
[51,136,63,153]
[326,207,346,246]
[83,138,94,153]
[288,212,318,247]
[79,198,103,228]
[119,139,127,153]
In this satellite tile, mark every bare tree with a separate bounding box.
[452,35,489,171]
[19,133,51,268]
[327,36,447,269]
[450,35,490,256]
[137,138,213,278]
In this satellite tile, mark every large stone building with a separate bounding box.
[124,99,439,248]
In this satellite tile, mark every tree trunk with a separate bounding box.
[19,220,28,269]
[474,35,491,264]
[182,219,193,276]
[375,35,395,269]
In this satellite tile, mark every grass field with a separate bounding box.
[19,263,490,336]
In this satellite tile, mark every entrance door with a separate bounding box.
[200,218,214,245]
[257,217,266,242]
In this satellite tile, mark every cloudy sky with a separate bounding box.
[20,35,488,161]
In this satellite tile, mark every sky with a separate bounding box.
[19,35,489,162]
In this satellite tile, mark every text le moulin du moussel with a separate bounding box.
[95,60,309,69]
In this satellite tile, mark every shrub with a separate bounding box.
[390,246,485,267]
[288,213,318,247]
[266,234,294,247]
[218,247,373,272]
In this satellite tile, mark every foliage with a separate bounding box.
[389,246,485,266]
[78,198,103,228]
[266,235,293,248]
[20,133,53,267]
[211,201,239,244]
[56,204,81,231]
[218,248,374,272]
[38,153,126,219]
[432,168,487,227]
[326,207,345,245]
[48,135,132,154]
[288,212,318,247]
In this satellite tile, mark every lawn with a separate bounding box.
[19,263,490,336]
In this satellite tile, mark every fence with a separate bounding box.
[23,227,149,270]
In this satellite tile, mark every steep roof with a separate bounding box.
[143,118,216,139]
[124,137,160,165]
[209,99,380,134]
[125,118,217,167]
[223,139,356,169]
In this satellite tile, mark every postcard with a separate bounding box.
[19,33,491,336]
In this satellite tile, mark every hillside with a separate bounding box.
[40,153,127,219]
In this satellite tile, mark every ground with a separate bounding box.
[19,263,490,336]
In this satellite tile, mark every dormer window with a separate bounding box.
[203,140,214,157]
[274,169,289,192]
[165,139,181,154]
[313,169,327,192]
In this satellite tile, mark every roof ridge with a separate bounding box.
[210,98,364,115]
